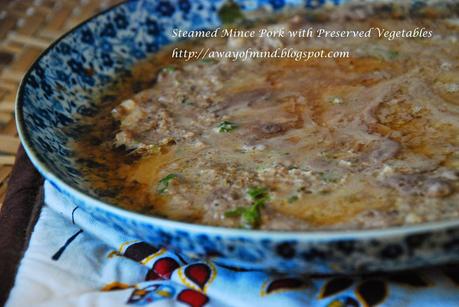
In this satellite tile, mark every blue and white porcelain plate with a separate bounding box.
[15,0,459,273]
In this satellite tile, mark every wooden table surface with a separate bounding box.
[0,0,123,208]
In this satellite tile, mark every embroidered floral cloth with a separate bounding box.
[6,181,459,306]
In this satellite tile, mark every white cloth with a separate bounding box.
[7,181,459,307]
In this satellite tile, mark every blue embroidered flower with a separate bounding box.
[80,28,94,44]
[178,0,191,13]
[156,0,175,17]
[145,17,160,35]
[269,0,285,10]
[56,70,70,85]
[67,59,85,74]
[58,42,72,55]
[125,1,138,12]
[101,53,114,67]
[190,14,204,27]
[100,40,113,52]
[101,23,116,37]
[146,42,159,53]
[114,14,128,29]
[130,48,145,59]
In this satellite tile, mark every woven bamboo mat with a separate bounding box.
[0,0,123,208]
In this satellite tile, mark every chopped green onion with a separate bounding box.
[224,207,246,218]
[287,195,299,203]
[216,121,238,133]
[163,65,176,73]
[224,186,270,229]
[157,174,178,194]
[224,202,263,229]
[247,186,269,201]
[387,50,399,60]
[241,204,262,229]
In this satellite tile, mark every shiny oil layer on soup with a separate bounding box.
[76,6,459,230]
